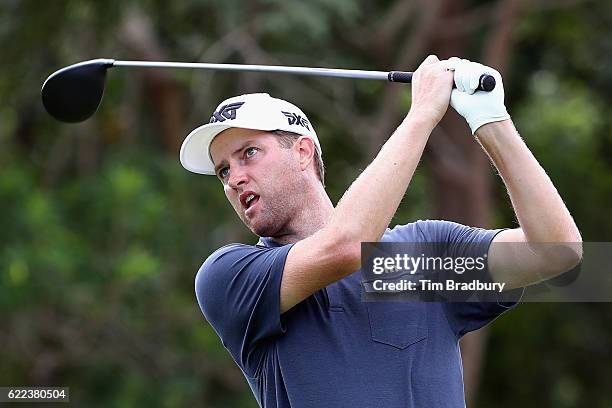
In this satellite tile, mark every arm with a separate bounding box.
[477,120,582,289]
[280,55,453,312]
[447,57,582,290]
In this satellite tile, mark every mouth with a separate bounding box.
[239,191,260,215]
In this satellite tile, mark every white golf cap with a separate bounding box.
[180,93,321,175]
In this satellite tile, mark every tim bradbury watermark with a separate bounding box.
[370,252,505,293]
[360,242,612,302]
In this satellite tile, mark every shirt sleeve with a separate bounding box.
[414,220,524,336]
[195,243,293,377]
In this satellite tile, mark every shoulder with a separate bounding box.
[194,243,292,374]
[384,219,500,244]
[383,219,470,242]
[195,242,293,303]
[201,243,259,268]
[197,243,249,275]
[196,243,266,289]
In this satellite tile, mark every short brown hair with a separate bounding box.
[271,130,325,185]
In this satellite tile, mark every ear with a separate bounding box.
[294,136,316,172]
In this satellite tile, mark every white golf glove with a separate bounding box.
[447,57,510,134]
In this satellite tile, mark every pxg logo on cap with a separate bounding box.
[282,111,310,130]
[209,102,245,123]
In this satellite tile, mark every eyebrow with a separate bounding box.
[213,139,256,175]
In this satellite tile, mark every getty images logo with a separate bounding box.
[282,111,310,130]
[209,102,245,123]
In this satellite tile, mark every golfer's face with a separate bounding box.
[210,128,297,236]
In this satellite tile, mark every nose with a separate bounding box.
[227,165,248,190]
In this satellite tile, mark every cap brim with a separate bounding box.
[181,122,285,175]
[180,123,234,175]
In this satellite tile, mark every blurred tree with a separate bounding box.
[1,0,611,407]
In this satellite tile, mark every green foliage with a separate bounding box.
[1,0,611,406]
[515,73,612,239]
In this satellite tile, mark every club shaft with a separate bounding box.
[113,60,391,81]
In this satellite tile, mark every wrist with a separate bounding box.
[405,109,439,132]
[467,109,511,134]
[474,118,513,139]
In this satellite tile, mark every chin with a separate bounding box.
[251,224,277,238]
[242,205,290,238]
[249,217,283,238]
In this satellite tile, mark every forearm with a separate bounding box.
[328,113,435,244]
[286,55,451,293]
[476,120,581,243]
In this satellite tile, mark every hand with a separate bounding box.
[447,57,510,134]
[408,55,454,127]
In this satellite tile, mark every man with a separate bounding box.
[180,56,581,407]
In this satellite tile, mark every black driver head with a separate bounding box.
[41,59,114,123]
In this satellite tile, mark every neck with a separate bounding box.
[271,183,334,245]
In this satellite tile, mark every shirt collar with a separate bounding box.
[256,236,283,248]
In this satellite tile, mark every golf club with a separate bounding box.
[41,58,496,123]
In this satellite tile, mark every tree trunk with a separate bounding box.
[119,7,186,154]
[429,0,523,405]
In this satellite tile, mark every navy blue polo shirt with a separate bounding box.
[195,220,522,408]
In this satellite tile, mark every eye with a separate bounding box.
[245,147,258,158]
[218,167,229,179]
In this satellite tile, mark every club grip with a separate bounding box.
[387,71,413,83]
[388,71,496,92]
